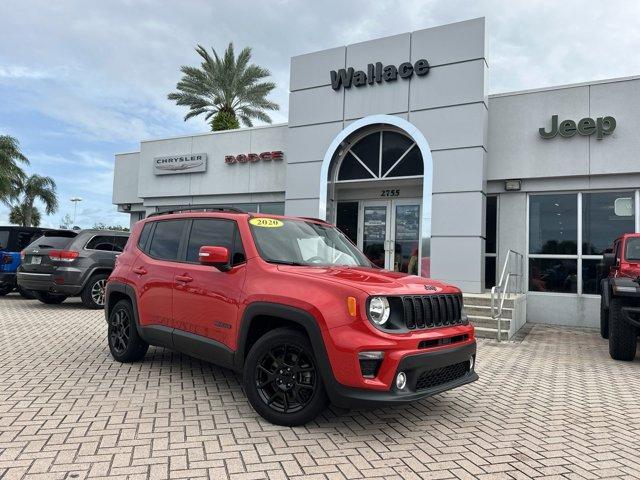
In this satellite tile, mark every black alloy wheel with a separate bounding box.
[255,343,317,414]
[107,299,149,362]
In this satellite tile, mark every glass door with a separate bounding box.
[391,200,421,274]
[359,201,391,269]
[358,199,421,272]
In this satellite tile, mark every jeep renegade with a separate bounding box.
[600,233,640,360]
[105,208,478,426]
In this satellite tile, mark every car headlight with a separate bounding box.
[368,296,390,325]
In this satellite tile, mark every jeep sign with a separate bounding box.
[539,115,616,140]
[330,59,430,90]
[154,153,207,175]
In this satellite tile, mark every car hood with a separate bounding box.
[276,265,459,296]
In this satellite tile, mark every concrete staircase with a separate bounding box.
[463,293,526,340]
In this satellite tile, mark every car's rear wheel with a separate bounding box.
[0,285,12,296]
[243,328,328,426]
[609,297,638,361]
[81,273,109,309]
[33,291,67,304]
[108,299,148,362]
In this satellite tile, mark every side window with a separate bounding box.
[148,220,185,260]
[186,219,245,265]
[113,236,129,252]
[138,223,153,251]
[614,240,621,262]
[86,235,115,251]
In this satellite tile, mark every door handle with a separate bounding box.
[175,274,193,283]
[133,266,147,275]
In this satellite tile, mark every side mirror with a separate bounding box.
[603,253,616,271]
[199,246,230,270]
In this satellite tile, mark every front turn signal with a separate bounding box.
[347,296,357,317]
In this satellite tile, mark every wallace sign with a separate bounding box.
[330,59,430,90]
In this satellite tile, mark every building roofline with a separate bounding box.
[139,122,288,144]
[115,150,141,156]
[489,74,640,99]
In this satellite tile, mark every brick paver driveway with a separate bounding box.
[1,295,640,480]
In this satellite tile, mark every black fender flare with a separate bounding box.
[104,281,144,338]
[81,267,113,290]
[235,302,339,393]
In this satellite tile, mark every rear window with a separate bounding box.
[147,220,185,260]
[29,235,75,250]
[625,238,640,261]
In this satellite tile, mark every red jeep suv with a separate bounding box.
[106,207,478,425]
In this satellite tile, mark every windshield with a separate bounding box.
[249,218,371,267]
[625,238,640,261]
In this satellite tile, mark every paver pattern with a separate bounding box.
[1,294,640,480]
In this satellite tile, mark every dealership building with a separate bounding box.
[113,18,640,334]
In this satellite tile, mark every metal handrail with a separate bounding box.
[490,249,524,341]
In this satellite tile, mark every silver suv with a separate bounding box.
[17,229,129,308]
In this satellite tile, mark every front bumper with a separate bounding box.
[326,341,478,409]
[16,271,83,295]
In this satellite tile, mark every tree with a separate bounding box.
[168,43,279,131]
[0,135,28,203]
[93,222,129,232]
[9,174,58,227]
[9,203,41,227]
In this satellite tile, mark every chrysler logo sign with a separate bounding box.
[154,153,207,175]
[330,59,430,90]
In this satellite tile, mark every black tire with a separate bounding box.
[80,273,109,309]
[243,328,328,426]
[17,286,36,299]
[0,285,12,296]
[107,299,148,363]
[33,291,67,304]
[609,297,638,361]
[600,293,609,339]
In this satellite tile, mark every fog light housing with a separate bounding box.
[470,355,475,371]
[395,371,407,390]
[358,351,384,378]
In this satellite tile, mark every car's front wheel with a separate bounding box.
[600,292,609,339]
[33,291,67,304]
[17,286,36,299]
[81,273,109,309]
[108,299,148,362]
[243,328,328,426]
[609,297,638,361]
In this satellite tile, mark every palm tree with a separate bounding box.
[9,174,58,227]
[0,135,28,203]
[168,43,279,131]
[9,203,41,227]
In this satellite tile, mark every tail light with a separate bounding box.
[48,250,79,262]
[2,254,12,264]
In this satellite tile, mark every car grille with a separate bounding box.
[401,294,464,330]
[415,361,470,391]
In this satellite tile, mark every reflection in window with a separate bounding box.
[583,192,634,255]
[529,258,577,293]
[582,259,606,295]
[529,194,577,254]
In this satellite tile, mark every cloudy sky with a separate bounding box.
[1,0,639,228]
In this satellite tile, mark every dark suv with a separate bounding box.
[18,229,129,308]
[106,208,477,426]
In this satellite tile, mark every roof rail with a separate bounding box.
[298,216,331,224]
[148,206,246,217]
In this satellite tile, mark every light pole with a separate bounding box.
[70,197,82,225]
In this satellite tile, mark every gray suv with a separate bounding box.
[17,229,130,308]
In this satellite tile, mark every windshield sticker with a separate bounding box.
[250,218,284,228]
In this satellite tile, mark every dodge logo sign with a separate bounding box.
[225,151,284,164]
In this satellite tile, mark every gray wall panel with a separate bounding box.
[290,46,346,91]
[285,161,323,200]
[432,192,485,237]
[433,148,485,193]
[410,103,487,151]
[411,18,485,66]
[288,86,344,127]
[430,236,484,291]
[113,152,142,204]
[287,122,343,164]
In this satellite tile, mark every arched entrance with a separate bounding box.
[319,115,433,276]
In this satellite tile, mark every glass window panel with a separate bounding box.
[529,258,578,293]
[350,132,380,176]
[336,202,358,244]
[486,196,498,254]
[362,205,387,268]
[381,131,415,175]
[385,146,423,177]
[186,219,235,263]
[86,236,114,251]
[258,203,285,215]
[582,192,635,255]
[394,204,420,274]
[626,238,640,261]
[148,220,184,260]
[529,194,577,254]
[338,152,376,181]
[582,259,607,295]
[485,256,496,289]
